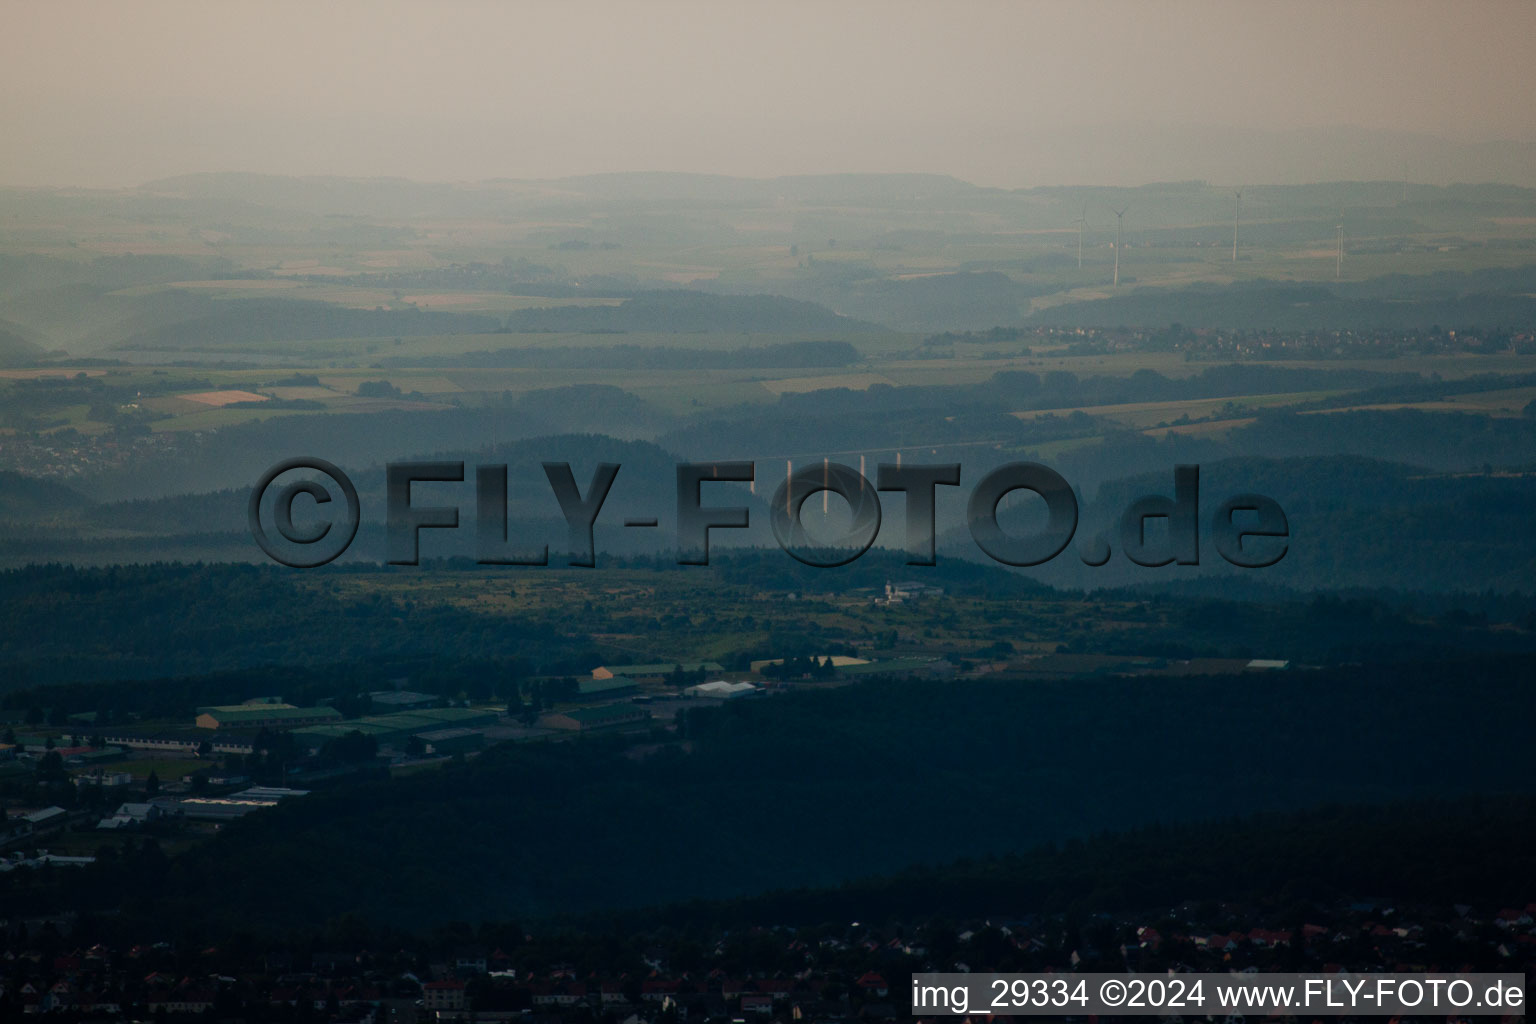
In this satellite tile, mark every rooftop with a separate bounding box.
[684,681,758,698]
[417,727,482,742]
[291,706,498,742]
[195,704,342,724]
[578,675,637,695]
[597,662,723,677]
[368,689,441,706]
[558,705,650,725]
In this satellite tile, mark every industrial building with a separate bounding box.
[577,675,638,700]
[194,704,343,731]
[289,706,498,749]
[590,662,722,681]
[540,705,651,732]
[177,786,310,822]
[101,731,255,755]
[683,680,759,699]
[368,689,443,712]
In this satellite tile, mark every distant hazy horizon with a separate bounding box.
[4,0,1536,190]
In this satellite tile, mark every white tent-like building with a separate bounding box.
[683,680,758,699]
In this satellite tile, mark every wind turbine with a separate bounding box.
[1111,207,1127,287]
[1335,218,1344,282]
[1231,190,1241,263]
[1076,204,1087,269]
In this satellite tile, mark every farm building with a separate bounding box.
[540,705,651,732]
[289,706,498,749]
[577,675,638,700]
[591,662,722,681]
[368,689,444,711]
[193,704,342,731]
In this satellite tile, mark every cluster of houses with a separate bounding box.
[6,645,1031,796]
[875,581,944,605]
[2,786,315,852]
[2,670,794,849]
[0,899,1530,1020]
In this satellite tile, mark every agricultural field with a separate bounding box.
[295,565,1150,668]
[1012,390,1347,428]
[6,340,1531,439]
[0,173,1533,514]
[1301,384,1536,418]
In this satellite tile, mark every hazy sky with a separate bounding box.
[4,0,1535,189]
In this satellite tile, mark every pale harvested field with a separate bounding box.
[182,389,271,406]
[360,251,430,268]
[150,279,302,292]
[316,396,443,412]
[759,372,898,395]
[400,292,490,307]
[141,396,213,416]
[273,262,351,276]
[1013,390,1338,428]
[0,368,109,379]
[78,239,213,256]
[1302,402,1443,415]
[1142,417,1257,438]
[300,288,617,313]
[1304,386,1536,418]
[314,374,464,395]
[1445,385,1536,414]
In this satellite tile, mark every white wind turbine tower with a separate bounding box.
[1231,190,1242,263]
[1111,207,1127,287]
[1335,218,1344,282]
[1076,204,1087,269]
